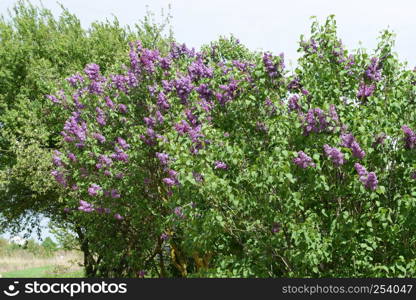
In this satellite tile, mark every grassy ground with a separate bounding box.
[2,266,84,278]
[0,250,84,278]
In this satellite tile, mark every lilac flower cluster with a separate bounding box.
[340,133,366,159]
[323,144,345,166]
[157,92,170,111]
[78,200,94,213]
[61,111,87,144]
[173,75,194,104]
[110,146,129,162]
[216,79,238,106]
[293,151,315,168]
[402,125,416,149]
[288,95,301,111]
[354,163,378,191]
[173,206,185,218]
[66,73,84,87]
[263,52,284,78]
[365,57,382,81]
[163,169,180,187]
[170,42,195,59]
[301,107,338,136]
[96,107,106,126]
[188,57,213,81]
[51,170,67,187]
[288,77,301,91]
[214,161,228,169]
[88,184,101,196]
[357,82,375,99]
[93,132,106,144]
[156,152,169,165]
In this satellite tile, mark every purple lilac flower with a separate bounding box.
[52,150,63,167]
[340,133,365,159]
[288,95,301,111]
[340,133,355,148]
[110,74,129,93]
[88,184,101,196]
[114,213,124,220]
[62,112,87,142]
[140,48,160,73]
[144,116,156,128]
[156,152,169,165]
[174,207,185,218]
[137,270,147,278]
[84,63,101,80]
[103,96,115,109]
[51,170,67,187]
[323,144,345,166]
[402,125,416,149]
[157,92,170,110]
[67,152,77,162]
[93,132,106,143]
[263,52,284,78]
[163,178,176,186]
[110,189,121,199]
[232,60,248,72]
[293,151,315,168]
[302,108,330,135]
[159,56,172,70]
[350,141,366,159]
[372,133,387,147]
[214,161,228,169]
[411,171,416,180]
[188,58,213,81]
[354,163,367,177]
[174,120,192,135]
[88,80,104,95]
[216,79,238,106]
[96,107,106,126]
[365,57,382,81]
[129,41,142,73]
[98,155,112,167]
[329,104,339,122]
[116,137,130,149]
[46,94,60,104]
[118,104,128,114]
[354,163,378,190]
[160,233,169,241]
[66,73,84,87]
[288,77,301,90]
[357,82,375,99]
[196,83,213,102]
[78,200,94,213]
[110,147,129,162]
[155,111,164,124]
[174,75,193,104]
[193,172,204,182]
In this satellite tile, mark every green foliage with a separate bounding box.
[2,2,416,278]
[0,0,173,235]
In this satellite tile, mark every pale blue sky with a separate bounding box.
[0,0,415,241]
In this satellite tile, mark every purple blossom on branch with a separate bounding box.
[323,144,345,166]
[88,184,101,196]
[402,125,416,149]
[293,151,315,168]
[214,161,228,169]
[78,200,94,213]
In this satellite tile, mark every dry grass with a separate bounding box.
[0,250,83,275]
